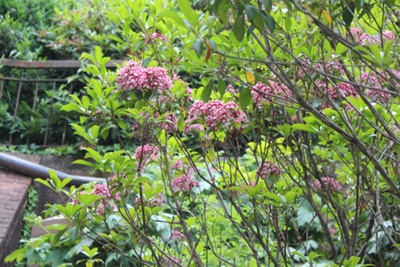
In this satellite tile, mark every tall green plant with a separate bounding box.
[6,0,400,266]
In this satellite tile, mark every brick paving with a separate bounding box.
[0,170,31,267]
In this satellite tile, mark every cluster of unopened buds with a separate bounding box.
[168,230,185,242]
[144,32,168,45]
[172,174,199,193]
[116,60,173,93]
[135,144,160,162]
[135,144,160,171]
[171,158,189,171]
[76,184,121,215]
[257,161,281,179]
[185,99,247,132]
[311,177,343,193]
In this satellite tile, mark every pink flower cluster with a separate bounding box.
[145,32,168,44]
[314,80,358,109]
[251,81,292,107]
[172,159,188,170]
[132,111,178,134]
[297,58,344,78]
[91,184,121,215]
[185,100,247,132]
[359,71,383,88]
[358,70,400,103]
[366,88,392,103]
[149,193,164,207]
[347,27,363,41]
[314,60,345,76]
[135,144,160,162]
[168,230,185,242]
[313,79,330,97]
[172,174,199,193]
[135,144,160,171]
[182,124,205,134]
[160,113,178,133]
[226,84,238,94]
[92,184,112,199]
[160,256,184,267]
[358,30,396,46]
[327,82,358,99]
[257,161,281,179]
[116,60,173,92]
[311,177,342,193]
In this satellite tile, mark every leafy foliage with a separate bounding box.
[7,0,400,266]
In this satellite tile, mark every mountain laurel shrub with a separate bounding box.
[6,0,400,266]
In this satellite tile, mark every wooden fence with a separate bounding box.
[0,58,124,147]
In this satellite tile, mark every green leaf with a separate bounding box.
[59,178,72,188]
[383,39,394,66]
[217,79,226,95]
[80,52,96,65]
[297,199,317,227]
[230,186,248,194]
[158,10,186,28]
[263,0,272,12]
[343,256,360,267]
[72,159,96,168]
[193,38,205,58]
[79,194,103,206]
[89,125,100,140]
[82,246,98,259]
[385,0,395,6]
[202,80,214,102]
[284,16,292,31]
[285,191,297,203]
[233,15,245,42]
[34,178,51,188]
[291,123,317,133]
[342,1,355,27]
[44,247,68,267]
[239,87,252,109]
[263,13,275,32]
[249,257,257,267]
[94,46,103,64]
[61,102,84,113]
[178,0,198,25]
[335,42,348,55]
[4,247,27,263]
[71,124,93,144]
[277,124,292,137]
[66,237,94,258]
[252,11,265,32]
[49,169,61,190]
[309,251,318,261]
[244,4,255,20]
[81,96,91,110]
[263,192,283,204]
[83,147,103,164]
[178,115,185,132]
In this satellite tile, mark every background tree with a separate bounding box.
[6,0,400,266]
